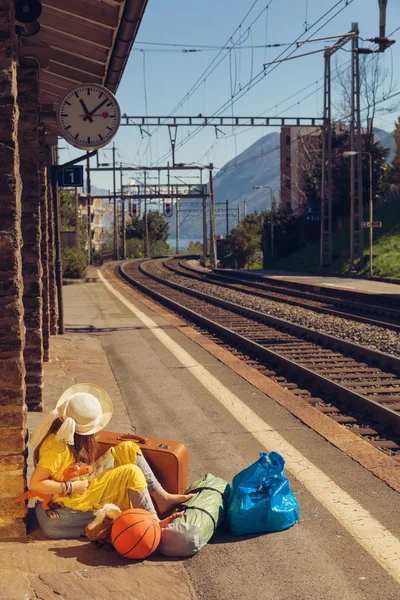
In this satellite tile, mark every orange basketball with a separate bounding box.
[111,508,161,559]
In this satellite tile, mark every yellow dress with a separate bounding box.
[37,434,147,512]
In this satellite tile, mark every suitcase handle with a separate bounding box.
[116,433,149,445]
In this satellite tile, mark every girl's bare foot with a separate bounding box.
[152,489,194,514]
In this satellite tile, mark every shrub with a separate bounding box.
[92,251,103,266]
[62,248,87,279]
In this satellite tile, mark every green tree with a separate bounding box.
[126,211,169,245]
[60,189,76,230]
[60,189,88,253]
[219,211,264,269]
[187,240,203,254]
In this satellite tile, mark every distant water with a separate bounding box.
[167,237,202,251]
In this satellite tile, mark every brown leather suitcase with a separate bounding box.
[95,431,188,495]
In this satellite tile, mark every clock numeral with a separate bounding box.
[65,125,71,130]
[61,114,69,118]
[74,91,79,98]
[65,101,71,106]
[99,134,104,141]
[106,102,113,107]
[87,88,91,95]
[107,126,113,131]
[88,136,91,144]
[75,134,79,140]
[98,92,103,99]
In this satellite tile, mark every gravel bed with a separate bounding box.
[144,259,400,358]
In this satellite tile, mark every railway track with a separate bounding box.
[119,258,400,458]
[165,257,400,333]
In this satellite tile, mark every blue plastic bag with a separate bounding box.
[227,451,299,536]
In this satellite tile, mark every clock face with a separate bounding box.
[56,84,121,150]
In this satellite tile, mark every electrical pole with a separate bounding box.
[175,199,180,255]
[86,152,92,266]
[243,199,247,217]
[209,164,217,268]
[202,194,207,266]
[226,200,229,236]
[120,164,126,260]
[75,186,79,250]
[144,170,149,258]
[112,143,118,259]
[237,206,240,227]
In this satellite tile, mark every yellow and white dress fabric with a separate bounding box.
[37,434,146,512]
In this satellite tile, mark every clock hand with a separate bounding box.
[83,99,109,121]
[79,99,94,123]
[79,112,110,118]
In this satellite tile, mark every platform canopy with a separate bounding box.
[19,0,148,138]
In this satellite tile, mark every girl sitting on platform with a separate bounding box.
[29,383,192,537]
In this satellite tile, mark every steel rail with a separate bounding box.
[167,259,400,333]
[120,260,400,435]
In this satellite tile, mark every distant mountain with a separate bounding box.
[90,126,391,242]
[374,127,395,161]
[169,131,281,239]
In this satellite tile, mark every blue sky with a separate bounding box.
[59,0,400,191]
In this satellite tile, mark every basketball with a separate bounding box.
[111,508,161,559]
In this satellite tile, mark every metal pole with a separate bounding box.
[226,199,229,236]
[355,29,364,265]
[243,199,247,217]
[75,187,79,249]
[237,206,240,227]
[176,199,180,254]
[112,143,117,259]
[368,152,373,277]
[350,26,356,269]
[51,152,64,334]
[120,165,126,260]
[202,195,207,266]
[209,164,217,268]
[270,189,274,264]
[320,50,332,267]
[144,170,149,257]
[86,152,92,266]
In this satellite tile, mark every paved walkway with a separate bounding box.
[0,272,195,600]
[223,268,400,298]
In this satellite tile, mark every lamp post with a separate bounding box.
[343,151,373,277]
[253,185,274,263]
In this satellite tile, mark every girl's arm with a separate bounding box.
[30,466,63,495]
[30,465,89,495]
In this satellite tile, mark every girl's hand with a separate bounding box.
[71,479,89,494]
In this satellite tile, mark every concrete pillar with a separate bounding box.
[18,66,43,411]
[46,146,58,335]
[39,131,50,361]
[0,0,28,539]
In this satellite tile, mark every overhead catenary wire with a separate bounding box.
[153,0,354,166]
[138,0,276,162]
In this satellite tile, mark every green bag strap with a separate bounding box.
[188,486,227,509]
[176,485,228,533]
[179,505,217,532]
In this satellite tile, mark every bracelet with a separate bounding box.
[60,482,66,495]
[70,481,74,496]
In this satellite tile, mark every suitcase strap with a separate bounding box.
[177,486,227,533]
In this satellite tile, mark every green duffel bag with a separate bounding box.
[158,473,230,557]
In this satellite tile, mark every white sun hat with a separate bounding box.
[30,383,113,448]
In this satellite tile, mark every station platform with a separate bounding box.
[3,265,400,600]
[216,267,400,304]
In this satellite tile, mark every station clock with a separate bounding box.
[57,84,121,150]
